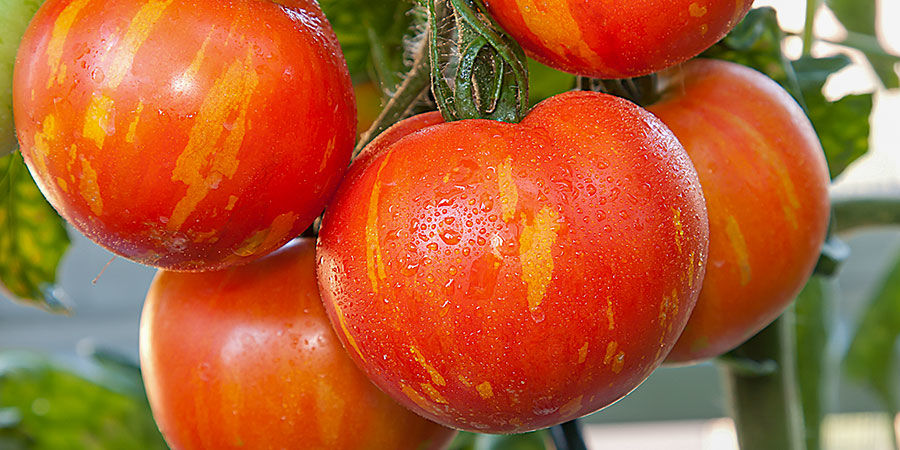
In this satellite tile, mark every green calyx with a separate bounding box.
[426,0,528,123]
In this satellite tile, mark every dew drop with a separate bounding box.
[440,229,461,245]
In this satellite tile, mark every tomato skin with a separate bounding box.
[13,0,355,271]
[317,91,709,433]
[140,239,456,450]
[483,0,751,78]
[648,59,831,364]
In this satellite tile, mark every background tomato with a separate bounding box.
[482,0,752,78]
[648,59,831,364]
[140,238,456,450]
[0,0,44,154]
[317,91,709,433]
[13,0,355,271]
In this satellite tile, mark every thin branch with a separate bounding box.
[353,41,432,158]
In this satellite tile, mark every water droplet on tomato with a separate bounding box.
[440,229,461,245]
[198,362,211,381]
[90,68,105,83]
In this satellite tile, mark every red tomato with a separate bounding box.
[482,0,752,78]
[648,59,831,364]
[140,239,457,450]
[13,0,355,271]
[317,91,710,433]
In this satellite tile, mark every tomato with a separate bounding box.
[140,238,457,450]
[0,0,44,154]
[647,59,831,364]
[317,91,709,433]
[482,0,752,78]
[13,0,355,271]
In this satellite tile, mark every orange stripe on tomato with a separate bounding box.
[169,46,259,231]
[410,346,446,386]
[724,215,752,286]
[77,156,104,216]
[82,93,114,149]
[104,0,175,90]
[512,0,597,63]
[695,101,802,230]
[365,152,392,294]
[46,0,93,88]
[518,206,560,319]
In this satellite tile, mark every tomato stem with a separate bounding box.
[719,313,806,450]
[793,276,837,450]
[426,0,529,123]
[802,0,820,56]
[354,42,432,157]
[548,419,588,450]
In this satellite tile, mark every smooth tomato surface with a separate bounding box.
[13,0,355,270]
[140,239,456,450]
[483,0,751,78]
[317,91,709,433]
[649,59,831,363]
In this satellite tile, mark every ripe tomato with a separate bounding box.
[13,0,355,271]
[482,0,752,78]
[317,91,709,433]
[140,239,457,450]
[648,59,831,364]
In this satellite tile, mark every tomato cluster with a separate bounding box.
[9,0,830,446]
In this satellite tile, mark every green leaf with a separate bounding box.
[806,92,871,179]
[791,54,851,91]
[319,0,416,87]
[0,151,70,310]
[0,351,168,450]
[0,0,46,156]
[792,55,873,179]
[825,0,899,88]
[844,250,900,416]
[703,8,803,100]
[448,431,547,450]
[706,8,874,180]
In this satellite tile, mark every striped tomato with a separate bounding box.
[141,239,457,450]
[648,59,831,363]
[13,0,355,270]
[483,0,752,78]
[317,91,709,433]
